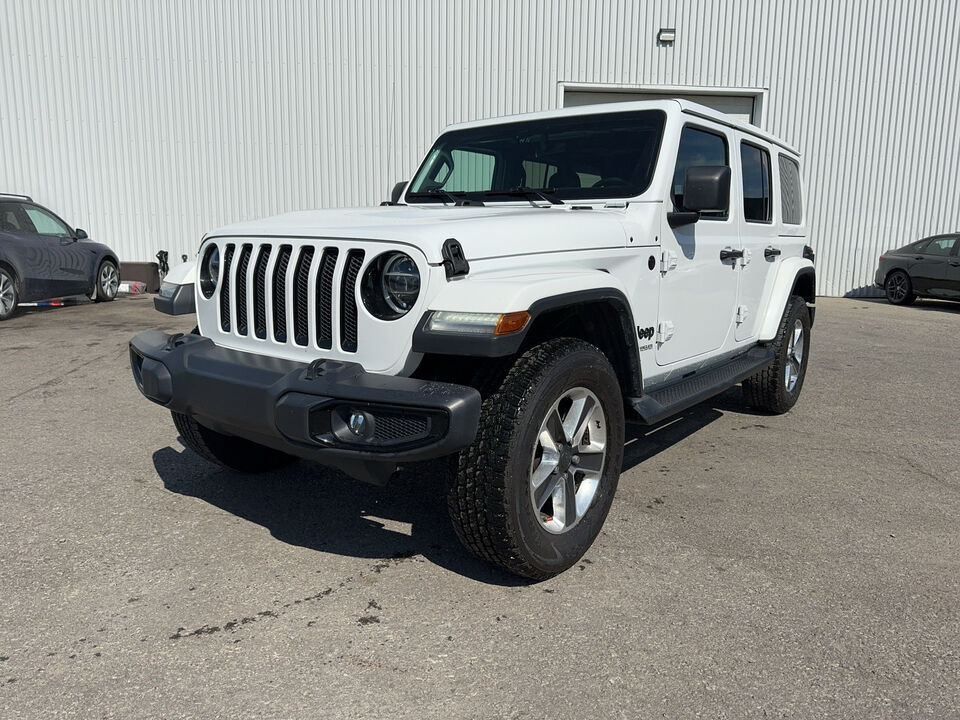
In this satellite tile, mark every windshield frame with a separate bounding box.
[404,109,667,205]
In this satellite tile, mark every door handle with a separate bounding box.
[764,246,782,259]
[950,261,960,267]
[720,247,744,262]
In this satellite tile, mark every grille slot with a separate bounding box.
[219,244,235,332]
[272,245,292,343]
[252,245,271,339]
[234,244,253,336]
[372,413,429,443]
[315,247,339,349]
[340,250,364,353]
[292,246,314,346]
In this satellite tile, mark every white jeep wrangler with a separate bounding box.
[132,100,814,579]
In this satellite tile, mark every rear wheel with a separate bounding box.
[92,260,119,302]
[742,294,811,414]
[884,269,915,305]
[447,338,624,579]
[0,268,18,320]
[172,411,297,472]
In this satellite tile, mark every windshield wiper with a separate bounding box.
[406,189,484,206]
[482,187,564,205]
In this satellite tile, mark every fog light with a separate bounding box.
[348,411,373,439]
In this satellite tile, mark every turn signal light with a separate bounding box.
[494,311,530,336]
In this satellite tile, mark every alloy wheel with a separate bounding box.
[529,387,607,534]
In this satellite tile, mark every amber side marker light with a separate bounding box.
[494,311,530,336]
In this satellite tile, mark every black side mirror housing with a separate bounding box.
[390,181,408,205]
[667,166,731,228]
[74,228,88,240]
[682,166,730,212]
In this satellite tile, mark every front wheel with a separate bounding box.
[447,338,625,579]
[92,259,119,302]
[0,268,18,320]
[742,294,811,414]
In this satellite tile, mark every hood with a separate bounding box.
[206,205,630,264]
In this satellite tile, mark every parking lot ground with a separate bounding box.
[1,295,958,719]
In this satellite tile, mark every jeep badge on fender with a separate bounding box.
[132,99,814,579]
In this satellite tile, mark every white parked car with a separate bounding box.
[132,100,814,578]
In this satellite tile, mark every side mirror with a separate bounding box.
[74,228,88,240]
[668,166,731,228]
[390,181,408,205]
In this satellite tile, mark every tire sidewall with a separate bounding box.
[501,345,624,575]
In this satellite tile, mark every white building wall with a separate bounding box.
[1,0,958,296]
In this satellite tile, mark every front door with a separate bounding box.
[21,203,90,296]
[657,123,740,366]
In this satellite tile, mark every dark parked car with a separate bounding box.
[0,194,120,320]
[875,233,960,305]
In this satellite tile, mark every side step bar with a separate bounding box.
[628,347,775,425]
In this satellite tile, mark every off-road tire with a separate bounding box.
[0,268,18,320]
[742,294,811,414]
[172,411,296,472]
[447,338,625,580]
[884,269,916,305]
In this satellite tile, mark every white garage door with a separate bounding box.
[564,90,757,124]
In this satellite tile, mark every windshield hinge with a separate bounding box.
[441,238,470,279]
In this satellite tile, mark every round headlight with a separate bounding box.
[361,252,420,319]
[200,244,220,298]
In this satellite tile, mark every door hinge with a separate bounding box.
[740,248,752,266]
[656,321,675,344]
[660,250,678,274]
[736,305,749,324]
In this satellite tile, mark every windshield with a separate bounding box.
[407,110,666,202]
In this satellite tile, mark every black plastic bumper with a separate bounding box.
[129,330,481,484]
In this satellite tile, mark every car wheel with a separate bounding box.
[171,411,297,472]
[742,294,811,414]
[884,269,916,305]
[92,260,120,302]
[447,338,625,579]
[0,268,18,320]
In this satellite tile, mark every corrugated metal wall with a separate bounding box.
[2,0,958,296]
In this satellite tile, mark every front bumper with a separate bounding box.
[129,330,481,484]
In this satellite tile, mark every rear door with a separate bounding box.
[657,122,740,366]
[21,204,90,296]
[734,136,777,340]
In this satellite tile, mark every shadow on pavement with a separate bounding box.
[152,386,751,583]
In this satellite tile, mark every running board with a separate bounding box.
[628,347,775,425]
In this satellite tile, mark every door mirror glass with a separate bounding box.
[74,228,88,240]
[681,166,731,213]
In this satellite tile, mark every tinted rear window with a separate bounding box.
[778,155,802,224]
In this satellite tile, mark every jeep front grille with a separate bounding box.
[215,242,367,354]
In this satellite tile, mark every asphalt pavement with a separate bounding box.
[1,294,958,719]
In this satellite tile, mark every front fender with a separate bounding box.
[757,258,816,342]
[155,259,197,315]
[414,268,635,358]
[424,267,632,315]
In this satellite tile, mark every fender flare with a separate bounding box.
[757,260,816,342]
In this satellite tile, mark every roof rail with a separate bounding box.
[0,193,33,201]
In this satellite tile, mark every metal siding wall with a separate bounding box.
[2,0,958,296]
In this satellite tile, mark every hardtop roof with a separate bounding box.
[443,98,800,158]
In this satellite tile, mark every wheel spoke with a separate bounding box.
[545,408,565,447]
[559,472,577,528]
[575,450,604,474]
[562,393,594,445]
[570,396,598,447]
[535,472,562,510]
[531,454,558,489]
